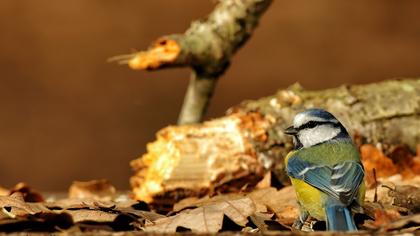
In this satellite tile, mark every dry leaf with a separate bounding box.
[361,145,399,187]
[63,209,117,223]
[383,214,420,232]
[172,196,205,212]
[255,172,272,189]
[45,197,115,210]
[0,212,73,232]
[145,196,256,233]
[0,194,50,216]
[9,182,44,203]
[248,187,299,226]
[373,208,401,227]
[69,179,116,201]
[116,207,164,223]
[43,192,164,230]
[387,145,420,178]
[173,194,249,212]
[249,212,281,232]
[361,145,420,188]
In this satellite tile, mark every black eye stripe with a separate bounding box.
[296,121,336,130]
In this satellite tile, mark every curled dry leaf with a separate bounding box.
[255,171,272,189]
[248,187,298,226]
[249,212,289,232]
[9,182,44,203]
[145,196,256,233]
[69,179,116,201]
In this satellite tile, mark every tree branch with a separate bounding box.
[110,0,273,124]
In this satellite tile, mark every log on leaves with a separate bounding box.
[130,79,420,205]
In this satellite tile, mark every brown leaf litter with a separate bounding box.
[0,181,164,233]
[0,143,419,234]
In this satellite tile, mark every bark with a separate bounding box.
[130,79,420,204]
[110,0,273,124]
[235,78,420,182]
[387,185,420,213]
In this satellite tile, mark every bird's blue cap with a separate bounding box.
[299,108,337,120]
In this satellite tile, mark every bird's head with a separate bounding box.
[284,108,351,149]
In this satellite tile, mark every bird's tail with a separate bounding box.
[325,204,357,231]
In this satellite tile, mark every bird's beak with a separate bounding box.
[284,126,298,135]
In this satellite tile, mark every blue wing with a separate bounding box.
[287,157,364,205]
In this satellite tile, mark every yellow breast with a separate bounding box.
[290,177,326,220]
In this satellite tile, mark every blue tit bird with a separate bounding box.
[284,108,365,231]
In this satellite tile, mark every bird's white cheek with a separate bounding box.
[299,126,340,147]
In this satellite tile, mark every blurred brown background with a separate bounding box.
[1,1,419,191]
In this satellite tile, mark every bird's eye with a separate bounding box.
[305,121,318,129]
[296,120,326,130]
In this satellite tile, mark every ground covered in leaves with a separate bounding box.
[0,145,419,235]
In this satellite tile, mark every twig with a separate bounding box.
[110,0,273,124]
[373,168,378,203]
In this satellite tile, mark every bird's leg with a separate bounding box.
[293,210,309,230]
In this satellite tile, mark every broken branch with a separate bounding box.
[110,0,273,124]
[130,79,420,204]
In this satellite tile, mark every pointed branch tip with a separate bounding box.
[109,39,182,70]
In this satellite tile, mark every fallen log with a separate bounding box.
[130,79,420,206]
